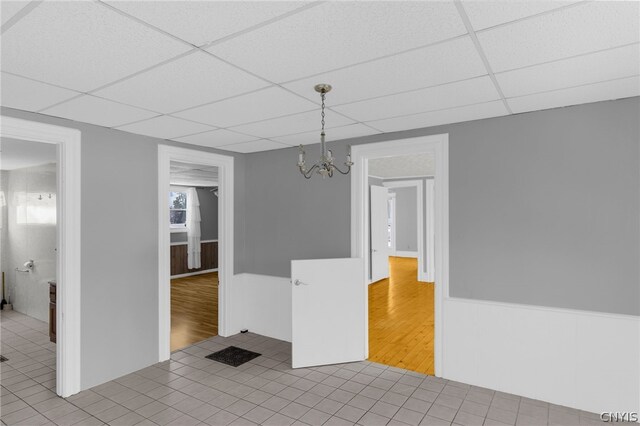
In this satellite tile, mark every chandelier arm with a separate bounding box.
[299,163,319,179]
[333,163,352,175]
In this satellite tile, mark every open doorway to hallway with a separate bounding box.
[0,137,58,393]
[168,161,219,351]
[367,153,436,375]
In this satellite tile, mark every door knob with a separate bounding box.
[293,279,309,286]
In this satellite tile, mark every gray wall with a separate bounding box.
[244,143,351,276]
[389,187,418,252]
[243,97,640,316]
[0,106,247,389]
[170,187,218,244]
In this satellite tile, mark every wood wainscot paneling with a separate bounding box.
[170,240,218,276]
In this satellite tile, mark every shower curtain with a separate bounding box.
[186,187,201,269]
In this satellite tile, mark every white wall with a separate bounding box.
[443,298,640,413]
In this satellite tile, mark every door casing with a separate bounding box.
[350,134,449,377]
[1,116,82,397]
[157,145,234,361]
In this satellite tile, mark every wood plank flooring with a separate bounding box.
[171,272,218,352]
[368,257,434,375]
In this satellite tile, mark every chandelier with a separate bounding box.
[297,84,353,179]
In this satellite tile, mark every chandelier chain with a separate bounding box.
[321,92,326,133]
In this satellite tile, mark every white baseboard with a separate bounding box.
[442,297,640,414]
[393,251,418,258]
[229,273,291,342]
[170,268,217,279]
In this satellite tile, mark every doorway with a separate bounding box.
[1,137,58,392]
[351,134,449,377]
[0,117,81,397]
[168,163,220,351]
[158,146,234,361]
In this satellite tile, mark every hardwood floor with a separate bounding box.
[171,272,218,352]
[368,256,434,375]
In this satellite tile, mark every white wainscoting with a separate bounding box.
[229,273,291,342]
[442,298,640,414]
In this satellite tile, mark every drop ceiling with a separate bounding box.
[1,1,638,154]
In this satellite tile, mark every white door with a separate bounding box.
[370,185,390,282]
[291,258,365,368]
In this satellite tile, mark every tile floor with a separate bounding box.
[1,310,604,426]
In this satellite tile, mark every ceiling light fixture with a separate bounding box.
[297,84,353,179]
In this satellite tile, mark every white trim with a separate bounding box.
[425,179,435,282]
[170,268,218,279]
[383,174,435,180]
[383,180,424,281]
[1,116,82,397]
[158,146,234,361]
[393,251,418,258]
[387,193,396,255]
[351,134,449,376]
[170,239,218,246]
[443,297,640,413]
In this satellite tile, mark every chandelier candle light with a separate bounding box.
[297,84,354,179]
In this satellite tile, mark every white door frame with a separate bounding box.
[387,193,396,255]
[351,134,449,377]
[383,180,425,281]
[157,145,234,361]
[1,116,82,397]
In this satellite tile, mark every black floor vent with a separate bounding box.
[205,346,260,367]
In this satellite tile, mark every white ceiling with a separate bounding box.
[170,161,218,187]
[1,1,638,154]
[0,137,56,171]
[369,153,434,179]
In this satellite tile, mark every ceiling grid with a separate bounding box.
[0,0,637,153]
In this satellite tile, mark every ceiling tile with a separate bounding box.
[333,76,501,122]
[477,1,640,72]
[230,109,354,139]
[208,1,466,82]
[367,100,509,133]
[0,1,190,92]
[272,124,381,146]
[283,36,487,106]
[219,139,290,154]
[174,86,316,128]
[173,129,258,148]
[496,44,640,98]
[461,0,580,31]
[94,51,269,114]
[105,1,309,46]
[1,72,80,111]
[1,1,30,26]
[42,95,157,128]
[507,76,640,114]
[116,115,215,139]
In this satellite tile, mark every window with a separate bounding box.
[169,190,187,230]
